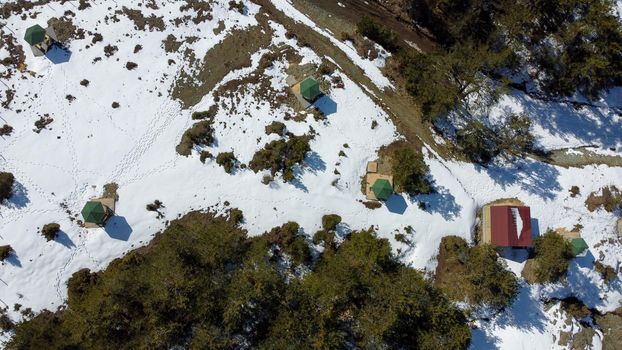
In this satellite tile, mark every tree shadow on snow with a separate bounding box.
[470,327,501,350]
[105,216,133,241]
[55,230,76,249]
[496,286,548,332]
[386,193,408,214]
[5,253,22,268]
[313,95,337,116]
[305,151,326,173]
[45,44,72,64]
[481,158,561,201]
[530,218,540,238]
[502,89,622,149]
[553,252,607,309]
[5,182,30,209]
[497,247,530,263]
[413,186,462,220]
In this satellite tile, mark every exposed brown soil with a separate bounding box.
[294,0,435,53]
[585,186,622,212]
[171,16,273,108]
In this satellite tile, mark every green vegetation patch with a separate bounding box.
[7,212,470,349]
[390,146,432,194]
[532,230,574,284]
[175,120,215,156]
[435,236,518,309]
[41,223,60,241]
[249,135,311,182]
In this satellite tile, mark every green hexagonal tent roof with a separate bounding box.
[371,179,393,201]
[570,238,588,256]
[24,24,46,46]
[81,201,108,224]
[300,77,320,101]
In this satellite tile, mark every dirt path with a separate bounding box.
[294,0,436,52]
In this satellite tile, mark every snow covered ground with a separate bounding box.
[0,1,621,349]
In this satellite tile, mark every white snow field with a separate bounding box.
[0,1,621,349]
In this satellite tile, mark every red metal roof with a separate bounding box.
[490,206,532,247]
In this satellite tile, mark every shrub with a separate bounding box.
[266,222,310,265]
[356,16,399,52]
[313,229,335,247]
[0,245,13,261]
[146,200,164,212]
[125,62,138,70]
[569,186,580,198]
[0,124,13,137]
[41,223,60,241]
[249,136,310,182]
[34,116,54,133]
[594,261,617,284]
[228,208,243,225]
[216,152,237,173]
[199,150,212,163]
[103,44,118,57]
[0,312,14,331]
[176,121,215,156]
[321,214,341,231]
[391,147,432,194]
[191,105,218,120]
[264,121,285,136]
[435,236,518,309]
[91,33,103,44]
[0,172,15,202]
[533,230,573,283]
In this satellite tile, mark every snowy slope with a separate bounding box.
[0,1,620,349]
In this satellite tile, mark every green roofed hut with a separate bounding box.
[570,238,589,256]
[24,25,46,46]
[24,24,57,57]
[371,179,393,201]
[81,201,111,226]
[300,77,321,101]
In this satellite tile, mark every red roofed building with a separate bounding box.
[489,205,532,247]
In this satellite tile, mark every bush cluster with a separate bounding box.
[249,136,310,182]
[216,152,237,174]
[391,147,432,194]
[0,245,13,261]
[0,172,15,202]
[41,223,60,241]
[7,212,470,350]
[533,230,574,284]
[175,120,215,156]
[435,236,518,309]
[264,121,285,136]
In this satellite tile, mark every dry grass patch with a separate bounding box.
[586,186,622,212]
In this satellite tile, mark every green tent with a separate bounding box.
[371,179,393,201]
[24,24,46,46]
[570,238,589,256]
[81,201,108,225]
[300,77,320,101]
